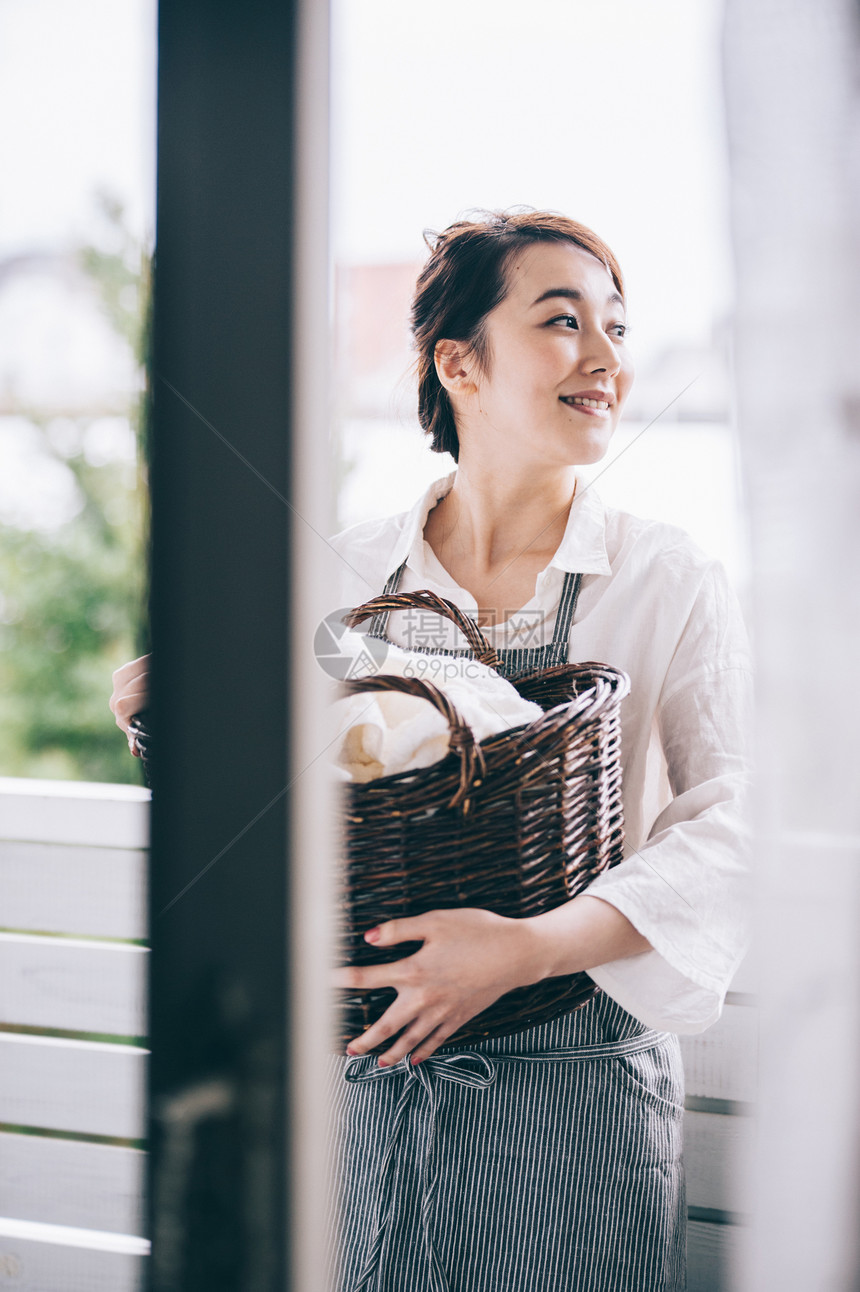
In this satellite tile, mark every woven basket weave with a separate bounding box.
[336,589,630,1051]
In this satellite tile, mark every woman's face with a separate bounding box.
[456,240,634,468]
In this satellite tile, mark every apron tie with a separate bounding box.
[341,1028,666,1292]
[344,1051,496,1292]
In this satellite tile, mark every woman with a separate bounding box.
[325,211,752,1291]
[111,209,752,1290]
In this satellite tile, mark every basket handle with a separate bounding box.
[343,589,500,671]
[340,673,486,810]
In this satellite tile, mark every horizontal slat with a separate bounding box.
[684,1109,753,1215]
[0,1217,146,1254]
[0,1133,144,1235]
[0,779,149,849]
[0,1232,144,1291]
[687,1217,747,1292]
[0,841,146,941]
[0,1034,146,1140]
[0,934,147,1035]
[685,1095,752,1118]
[680,1004,758,1103]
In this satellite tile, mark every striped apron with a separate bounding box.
[329,566,686,1292]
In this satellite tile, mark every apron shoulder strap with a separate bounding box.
[365,562,407,639]
[548,570,582,664]
[365,562,582,657]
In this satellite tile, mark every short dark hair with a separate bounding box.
[410,209,625,462]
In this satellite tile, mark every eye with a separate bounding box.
[549,313,578,329]
[547,314,630,338]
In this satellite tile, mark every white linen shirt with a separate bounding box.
[327,470,753,1035]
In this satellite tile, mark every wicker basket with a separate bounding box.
[127,713,154,788]
[335,589,630,1051]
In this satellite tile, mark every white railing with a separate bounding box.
[0,776,150,1290]
[0,776,755,1290]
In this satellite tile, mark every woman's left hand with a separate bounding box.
[334,908,543,1066]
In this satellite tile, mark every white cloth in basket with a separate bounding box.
[331,630,543,783]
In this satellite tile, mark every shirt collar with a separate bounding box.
[383,469,612,582]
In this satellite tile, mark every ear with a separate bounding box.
[434,339,477,394]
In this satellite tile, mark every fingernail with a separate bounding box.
[364,927,381,944]
[377,1057,388,1068]
[346,1046,357,1056]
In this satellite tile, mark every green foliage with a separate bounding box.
[0,195,150,784]
[78,192,145,354]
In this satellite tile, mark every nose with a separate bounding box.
[580,323,621,376]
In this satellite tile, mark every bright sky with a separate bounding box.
[0,0,156,254]
[333,0,733,365]
[0,0,731,366]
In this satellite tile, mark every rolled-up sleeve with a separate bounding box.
[585,563,754,1034]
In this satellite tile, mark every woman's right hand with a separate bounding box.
[109,654,151,755]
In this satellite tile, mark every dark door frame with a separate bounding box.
[148,3,302,1285]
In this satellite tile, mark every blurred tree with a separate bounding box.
[0,193,150,783]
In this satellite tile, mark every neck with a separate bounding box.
[428,454,578,575]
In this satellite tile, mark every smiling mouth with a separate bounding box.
[560,396,612,414]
